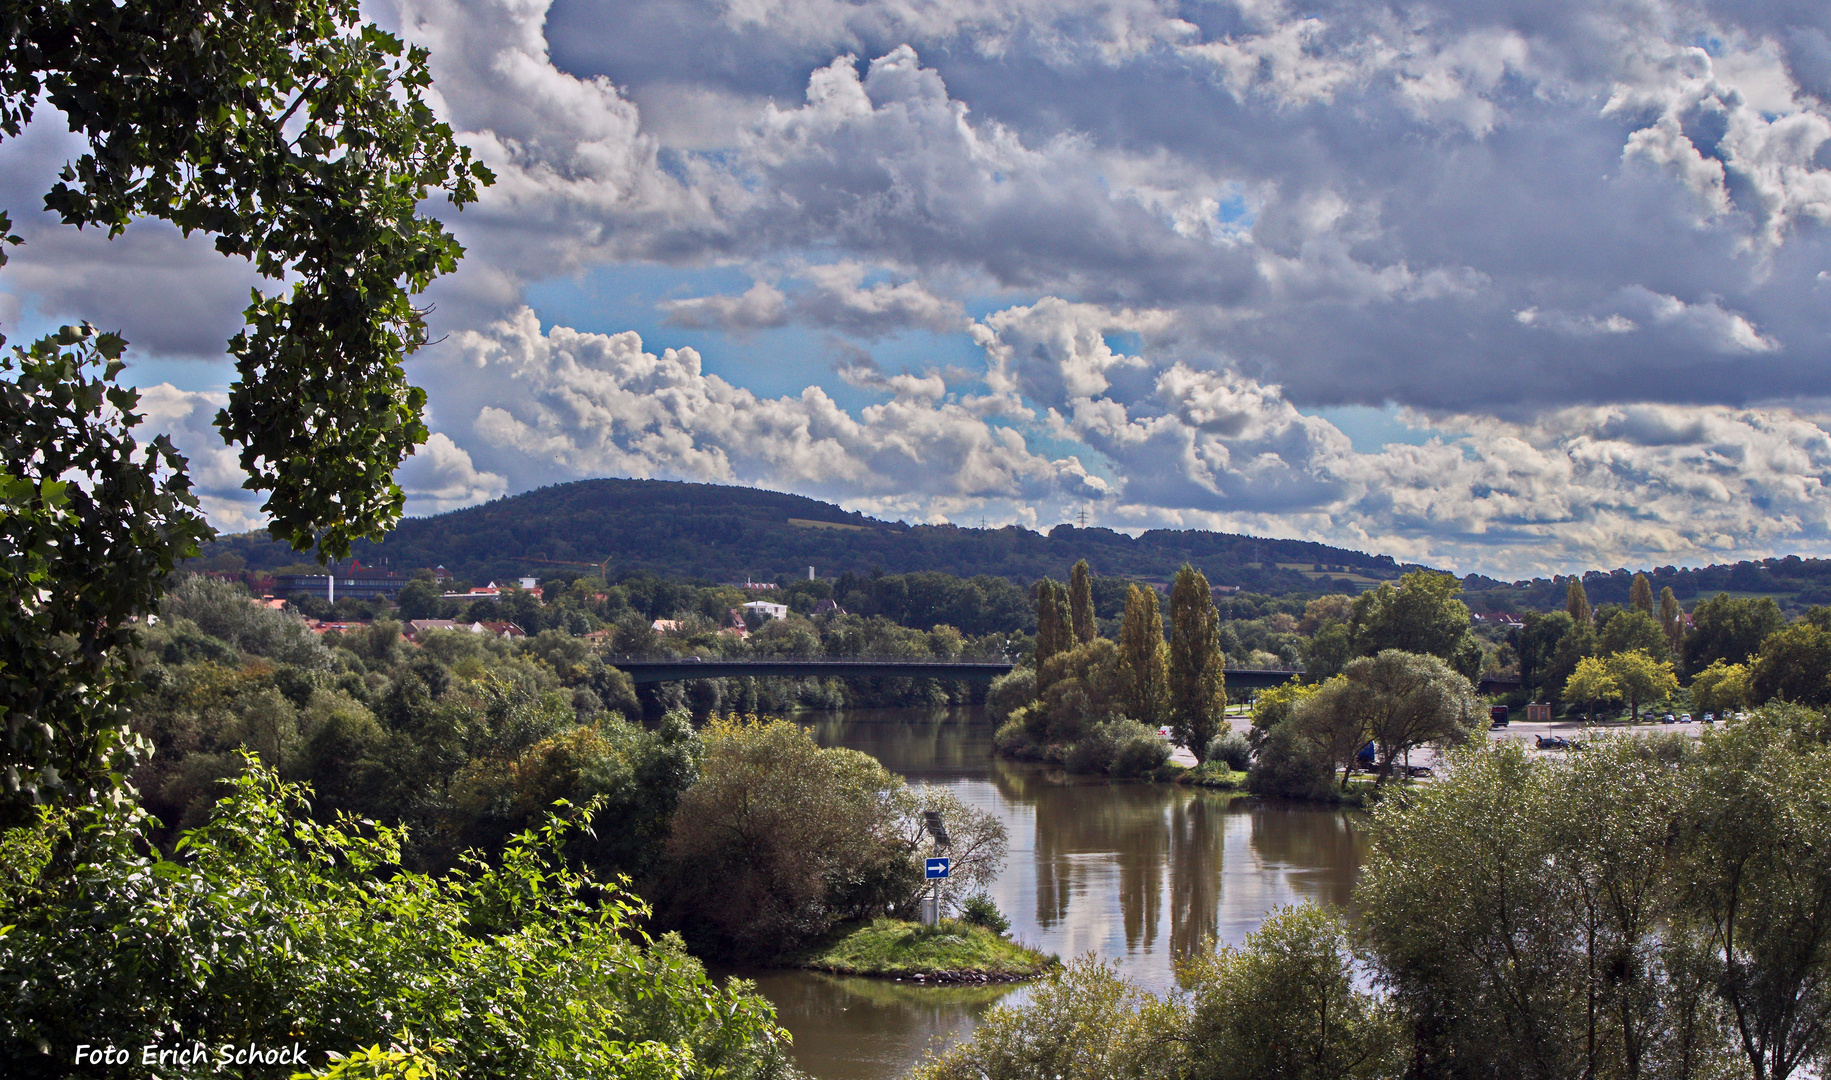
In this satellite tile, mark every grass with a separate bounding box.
[1174,761,1249,789]
[791,918,1057,983]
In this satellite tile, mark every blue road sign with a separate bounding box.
[925,857,951,879]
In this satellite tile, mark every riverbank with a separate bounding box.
[790,918,1057,983]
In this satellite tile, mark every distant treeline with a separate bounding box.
[1466,556,1831,613]
[193,477,1831,612]
[192,477,1409,594]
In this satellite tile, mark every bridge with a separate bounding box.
[608,657,1315,689]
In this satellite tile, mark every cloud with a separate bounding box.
[133,384,268,534]
[11,0,1831,577]
[397,433,510,516]
[452,305,1108,507]
[660,263,966,335]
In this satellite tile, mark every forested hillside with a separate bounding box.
[197,478,1412,590]
[195,477,1831,611]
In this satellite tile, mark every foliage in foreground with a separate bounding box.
[912,905,1392,1080]
[0,765,796,1080]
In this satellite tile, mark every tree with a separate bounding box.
[394,578,447,621]
[1350,570,1481,678]
[1750,623,1831,707]
[1630,572,1655,613]
[1689,659,1753,717]
[1303,620,1354,683]
[3,0,488,555]
[1685,594,1785,677]
[1606,648,1679,722]
[1169,565,1227,762]
[2,1,487,820]
[1563,655,1622,721]
[1,328,213,825]
[1180,905,1403,1080]
[1290,677,1369,789]
[1117,584,1169,726]
[1600,608,1671,662]
[1249,681,1320,742]
[1360,738,1728,1080]
[661,715,939,958]
[1337,650,1478,785]
[1567,577,1593,627]
[1069,559,1097,645]
[1518,611,1577,700]
[1661,586,1685,655]
[1298,594,1356,635]
[1682,713,1831,1080]
[1034,578,1071,692]
[909,956,1186,1080]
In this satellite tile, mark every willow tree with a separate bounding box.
[1169,565,1227,761]
[1118,584,1169,727]
[1069,559,1097,645]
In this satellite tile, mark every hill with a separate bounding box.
[195,478,1412,592]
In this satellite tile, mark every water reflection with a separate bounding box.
[744,707,1369,1080]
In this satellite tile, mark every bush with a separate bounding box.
[1248,723,1337,800]
[1111,723,1172,777]
[0,765,797,1080]
[986,667,1037,724]
[1065,728,1119,773]
[994,713,1040,758]
[1206,729,1253,771]
[661,715,914,958]
[960,893,1012,936]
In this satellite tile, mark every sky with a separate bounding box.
[6,0,1831,580]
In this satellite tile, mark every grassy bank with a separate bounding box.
[792,918,1057,983]
[1174,761,1249,789]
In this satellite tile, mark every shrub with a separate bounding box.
[960,893,1012,936]
[0,765,796,1080]
[986,667,1037,724]
[1206,729,1253,771]
[1248,723,1336,800]
[1111,723,1172,777]
[1065,728,1120,773]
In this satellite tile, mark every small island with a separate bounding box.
[791,917,1057,983]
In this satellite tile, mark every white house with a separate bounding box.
[741,600,789,621]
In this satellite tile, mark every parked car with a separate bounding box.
[1679,713,1693,724]
[1660,713,1677,724]
[1703,713,1716,724]
[1489,705,1509,728]
[1536,734,1571,750]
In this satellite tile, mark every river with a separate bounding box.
[735,707,1371,1080]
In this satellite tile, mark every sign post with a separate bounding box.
[922,858,950,925]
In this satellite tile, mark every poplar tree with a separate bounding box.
[1169,565,1227,762]
[1118,584,1169,726]
[1566,578,1593,627]
[1069,559,1097,645]
[1660,587,1684,656]
[1629,573,1654,614]
[1034,579,1071,692]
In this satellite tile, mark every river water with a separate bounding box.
[737,707,1371,1080]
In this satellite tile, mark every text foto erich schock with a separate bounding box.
[75,1041,310,1069]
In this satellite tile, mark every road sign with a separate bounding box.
[925,857,950,879]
